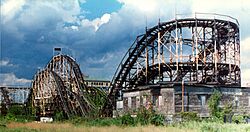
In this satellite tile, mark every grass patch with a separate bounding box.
[172,121,250,132]
[2,120,250,132]
[5,122,193,132]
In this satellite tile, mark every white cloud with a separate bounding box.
[1,0,26,23]
[81,13,111,31]
[118,0,158,13]
[242,69,250,87]
[0,59,14,66]
[42,0,81,22]
[2,0,83,29]
[118,0,190,18]
[241,37,250,86]
[115,0,192,30]
[87,52,114,64]
[71,25,79,31]
[191,0,250,39]
[2,0,250,83]
[0,60,9,66]
[192,0,242,12]
[0,73,31,86]
[241,37,250,64]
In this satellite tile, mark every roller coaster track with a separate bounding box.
[103,16,240,116]
[31,54,96,117]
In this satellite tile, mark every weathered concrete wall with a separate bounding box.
[116,85,250,117]
[118,86,175,116]
[174,85,250,117]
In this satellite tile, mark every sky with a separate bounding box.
[0,0,250,87]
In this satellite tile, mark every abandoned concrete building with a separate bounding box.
[109,14,250,117]
[116,84,250,117]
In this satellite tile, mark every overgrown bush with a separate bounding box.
[136,107,152,125]
[70,116,86,125]
[69,107,165,126]
[200,123,220,132]
[232,115,245,124]
[136,107,164,126]
[8,105,25,116]
[208,90,222,119]
[121,113,136,126]
[150,114,164,126]
[5,113,16,121]
[179,112,199,121]
[207,90,238,123]
[1,105,35,122]
[54,111,66,121]
[88,117,122,126]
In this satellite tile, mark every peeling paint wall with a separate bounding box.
[116,85,250,117]
[118,87,175,116]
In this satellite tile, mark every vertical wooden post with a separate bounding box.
[158,32,161,81]
[181,80,184,112]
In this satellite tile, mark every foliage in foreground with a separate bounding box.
[208,89,222,118]
[1,101,249,131]
[179,112,199,121]
[207,89,240,123]
[67,107,164,126]
[0,105,35,123]
[2,120,250,132]
[173,120,250,132]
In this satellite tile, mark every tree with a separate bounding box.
[208,90,222,118]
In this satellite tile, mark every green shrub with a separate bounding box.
[136,107,165,126]
[245,126,250,132]
[66,107,167,127]
[150,114,164,126]
[87,118,122,126]
[54,111,65,121]
[200,123,219,132]
[180,112,199,121]
[232,115,245,124]
[136,107,152,125]
[8,105,25,116]
[121,113,135,126]
[208,90,222,118]
[5,113,16,121]
[70,117,86,125]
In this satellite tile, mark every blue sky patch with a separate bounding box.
[79,0,122,20]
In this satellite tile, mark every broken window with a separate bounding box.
[235,96,239,107]
[183,95,188,105]
[124,97,128,109]
[142,96,146,106]
[159,96,163,106]
[152,95,158,106]
[131,97,136,108]
[116,101,123,110]
[201,95,206,106]
[128,97,131,108]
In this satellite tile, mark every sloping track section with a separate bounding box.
[103,15,240,116]
[31,55,96,117]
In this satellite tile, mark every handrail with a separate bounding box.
[175,12,239,26]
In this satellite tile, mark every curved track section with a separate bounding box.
[105,17,240,115]
[32,55,94,117]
